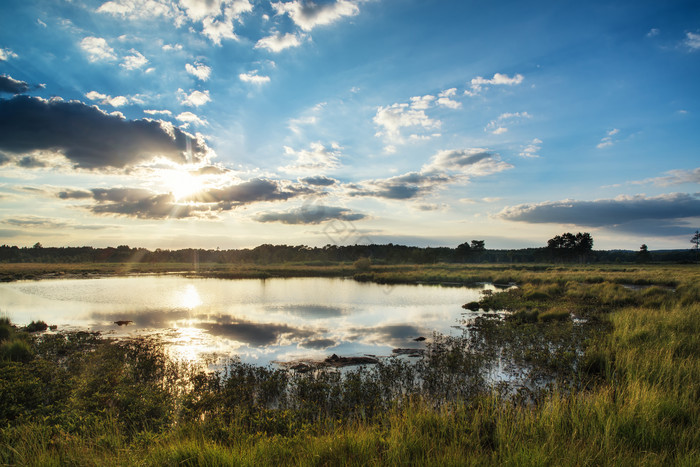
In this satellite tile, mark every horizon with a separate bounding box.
[1,1,699,251]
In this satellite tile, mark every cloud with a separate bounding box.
[121,49,148,70]
[255,205,365,224]
[144,109,172,116]
[498,193,700,231]
[177,89,211,107]
[465,72,524,96]
[597,128,619,149]
[85,91,130,107]
[348,148,511,200]
[374,103,441,146]
[646,28,660,38]
[280,142,341,173]
[162,43,183,51]
[685,32,700,50]
[255,32,304,52]
[485,111,531,134]
[436,88,461,109]
[519,138,542,158]
[202,317,314,346]
[0,95,210,169]
[271,0,360,31]
[421,148,512,176]
[410,94,435,110]
[300,338,336,349]
[300,175,337,186]
[58,179,310,220]
[4,216,67,229]
[0,75,30,94]
[80,36,117,62]
[185,62,211,81]
[17,155,48,168]
[176,111,208,126]
[97,0,253,45]
[0,48,18,61]
[631,167,700,186]
[239,70,270,84]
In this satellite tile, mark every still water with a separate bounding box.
[0,276,494,365]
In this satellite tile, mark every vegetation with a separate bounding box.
[0,264,698,464]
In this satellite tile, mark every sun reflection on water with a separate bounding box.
[176,284,202,309]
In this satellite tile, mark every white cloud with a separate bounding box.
[597,128,619,149]
[176,111,208,126]
[162,43,183,51]
[519,138,542,158]
[485,111,531,134]
[422,148,512,176]
[373,103,441,147]
[272,0,360,31]
[121,49,148,70]
[144,109,172,116]
[201,16,237,44]
[255,32,304,52]
[465,72,524,96]
[37,19,47,27]
[646,28,659,38]
[239,70,270,84]
[96,0,174,18]
[436,88,462,109]
[80,36,117,62]
[178,89,211,107]
[85,91,131,107]
[410,94,435,110]
[279,142,342,173]
[685,32,700,50]
[0,48,18,61]
[631,167,700,187]
[186,62,211,81]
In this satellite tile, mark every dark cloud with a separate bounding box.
[4,216,67,228]
[300,338,336,349]
[254,205,366,225]
[499,193,700,235]
[190,178,312,206]
[300,175,337,186]
[0,95,210,169]
[57,189,93,199]
[271,304,347,318]
[193,165,229,176]
[202,318,316,347]
[56,179,312,220]
[0,152,10,165]
[17,155,47,168]
[0,75,30,94]
[347,172,452,200]
[350,324,423,347]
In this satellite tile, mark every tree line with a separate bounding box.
[1,232,697,264]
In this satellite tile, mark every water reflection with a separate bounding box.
[0,276,495,366]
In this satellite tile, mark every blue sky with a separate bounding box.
[1,0,699,250]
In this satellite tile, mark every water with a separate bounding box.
[0,275,495,366]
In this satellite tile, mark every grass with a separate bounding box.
[0,264,698,465]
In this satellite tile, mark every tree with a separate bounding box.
[637,244,650,263]
[692,230,700,262]
[546,232,593,262]
[470,240,485,251]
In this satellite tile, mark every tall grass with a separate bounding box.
[0,265,698,465]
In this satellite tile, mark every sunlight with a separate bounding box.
[177,284,203,309]
[160,168,207,201]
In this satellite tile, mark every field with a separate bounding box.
[1,263,698,465]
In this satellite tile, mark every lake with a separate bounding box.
[0,276,496,366]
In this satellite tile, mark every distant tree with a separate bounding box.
[470,240,485,251]
[637,244,651,263]
[546,232,593,262]
[692,230,700,261]
[455,242,471,262]
[32,242,42,249]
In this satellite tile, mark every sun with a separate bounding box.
[160,168,208,201]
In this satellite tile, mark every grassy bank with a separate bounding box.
[0,264,698,465]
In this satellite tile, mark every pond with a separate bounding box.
[0,276,497,366]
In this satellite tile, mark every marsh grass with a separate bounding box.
[0,265,698,465]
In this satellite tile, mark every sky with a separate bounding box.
[0,0,699,251]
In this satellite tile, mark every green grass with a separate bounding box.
[0,264,698,465]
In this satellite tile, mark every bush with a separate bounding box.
[25,321,48,333]
[0,339,33,363]
[353,257,372,272]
